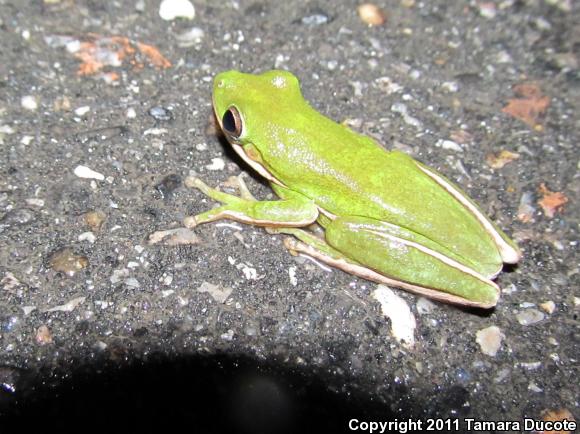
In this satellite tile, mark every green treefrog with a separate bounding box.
[184,70,522,308]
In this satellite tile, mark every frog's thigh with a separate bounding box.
[184,177,318,228]
[322,216,499,307]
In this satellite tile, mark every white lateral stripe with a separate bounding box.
[367,229,494,286]
[417,164,520,263]
[289,240,498,308]
[219,210,318,227]
[231,143,285,187]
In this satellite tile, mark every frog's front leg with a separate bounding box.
[183,176,318,228]
[274,216,500,308]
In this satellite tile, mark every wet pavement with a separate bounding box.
[0,0,578,431]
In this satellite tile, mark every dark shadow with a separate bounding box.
[0,352,425,434]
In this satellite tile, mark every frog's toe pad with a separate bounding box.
[183,216,198,228]
[184,176,205,190]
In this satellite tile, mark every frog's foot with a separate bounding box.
[184,176,319,229]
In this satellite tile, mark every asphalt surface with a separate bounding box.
[0,0,578,432]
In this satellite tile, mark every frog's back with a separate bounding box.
[258,111,502,274]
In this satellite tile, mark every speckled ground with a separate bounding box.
[0,0,578,431]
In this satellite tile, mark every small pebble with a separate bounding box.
[206,157,225,171]
[176,27,205,45]
[289,266,298,286]
[416,297,436,315]
[144,127,168,136]
[517,191,535,223]
[124,277,140,288]
[83,210,106,231]
[74,165,105,181]
[478,2,497,19]
[372,285,416,348]
[159,0,195,20]
[74,106,90,116]
[539,300,556,314]
[48,247,89,277]
[198,281,233,304]
[25,198,44,207]
[35,325,53,345]
[110,268,129,284]
[441,81,459,92]
[436,139,463,152]
[358,3,386,26]
[45,296,86,313]
[149,106,172,121]
[21,135,34,145]
[78,231,96,243]
[220,329,235,341]
[516,309,545,326]
[21,95,38,111]
[301,11,330,26]
[476,325,504,357]
[147,228,200,245]
[22,306,37,315]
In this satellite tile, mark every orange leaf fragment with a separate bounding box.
[538,183,568,218]
[502,82,550,129]
[71,34,170,80]
[539,408,576,434]
[486,150,520,169]
[137,42,172,69]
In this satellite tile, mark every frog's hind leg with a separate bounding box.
[272,217,500,309]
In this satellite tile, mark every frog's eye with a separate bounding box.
[222,106,243,138]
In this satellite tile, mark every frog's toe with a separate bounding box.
[183,216,198,228]
[184,176,206,190]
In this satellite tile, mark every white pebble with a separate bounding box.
[126,107,137,118]
[21,135,34,145]
[416,297,436,315]
[78,231,96,243]
[516,309,545,325]
[372,285,416,348]
[21,95,38,111]
[176,27,205,44]
[220,329,234,341]
[206,157,225,171]
[159,0,195,21]
[22,306,37,315]
[289,266,298,286]
[45,296,86,313]
[74,165,105,180]
[144,127,168,136]
[436,139,463,152]
[74,106,90,116]
[25,198,45,207]
[476,325,504,357]
[441,81,459,92]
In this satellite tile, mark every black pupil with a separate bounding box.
[222,109,237,135]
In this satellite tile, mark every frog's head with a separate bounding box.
[212,70,303,146]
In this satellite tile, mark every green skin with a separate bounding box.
[185,70,522,308]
